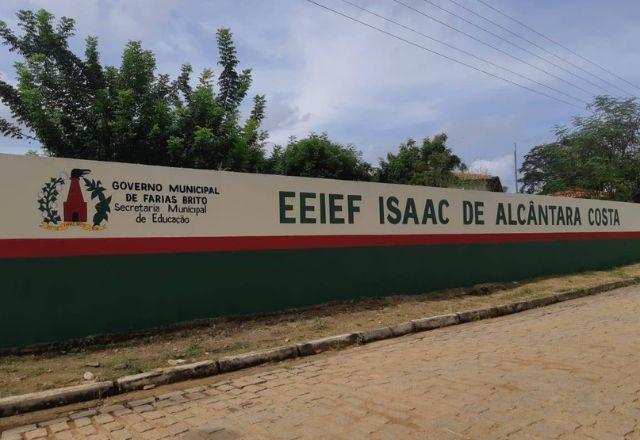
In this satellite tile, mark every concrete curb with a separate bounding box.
[0,382,115,418]
[116,360,219,393]
[1,276,638,418]
[296,333,359,356]
[218,345,299,373]
[412,313,459,331]
[356,326,394,344]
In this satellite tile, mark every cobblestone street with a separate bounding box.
[3,286,640,439]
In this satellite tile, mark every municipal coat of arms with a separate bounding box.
[37,169,112,231]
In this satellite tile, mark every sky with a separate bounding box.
[1,0,638,192]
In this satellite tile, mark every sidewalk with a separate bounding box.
[3,285,640,439]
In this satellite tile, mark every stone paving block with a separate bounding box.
[168,395,188,404]
[119,412,144,425]
[76,425,97,436]
[2,425,37,436]
[165,404,188,414]
[156,391,184,401]
[93,413,115,424]
[37,417,69,427]
[140,428,170,440]
[183,386,207,393]
[113,408,134,416]
[73,417,92,428]
[214,383,235,392]
[370,422,417,439]
[5,286,640,439]
[48,421,70,433]
[98,404,126,414]
[70,409,97,420]
[111,429,133,440]
[53,432,74,440]
[142,410,165,421]
[83,434,108,440]
[154,400,176,409]
[156,416,178,427]
[131,421,154,433]
[166,423,190,436]
[102,420,125,432]
[126,397,156,408]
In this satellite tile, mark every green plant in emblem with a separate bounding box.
[37,177,65,224]
[83,178,112,227]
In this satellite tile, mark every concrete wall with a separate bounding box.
[1,153,639,349]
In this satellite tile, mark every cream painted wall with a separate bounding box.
[1,153,637,240]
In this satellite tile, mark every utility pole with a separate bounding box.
[514,142,518,193]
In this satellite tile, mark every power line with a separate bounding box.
[413,0,622,97]
[301,0,583,109]
[391,0,598,98]
[473,0,640,93]
[340,0,588,105]
[442,0,635,96]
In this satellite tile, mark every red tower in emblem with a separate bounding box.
[64,169,91,222]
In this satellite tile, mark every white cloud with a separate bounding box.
[252,0,514,149]
[470,154,516,191]
[1,0,639,169]
[470,154,513,176]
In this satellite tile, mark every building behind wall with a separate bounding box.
[451,172,505,193]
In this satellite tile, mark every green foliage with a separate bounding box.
[0,9,268,171]
[83,178,111,226]
[520,96,640,201]
[37,177,64,224]
[0,9,475,188]
[268,133,373,181]
[376,133,466,186]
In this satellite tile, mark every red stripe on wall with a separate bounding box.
[1,232,640,259]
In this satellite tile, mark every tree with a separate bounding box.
[376,133,466,187]
[520,96,640,201]
[0,9,268,171]
[268,133,372,181]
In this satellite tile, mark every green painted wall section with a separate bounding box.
[1,239,639,349]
